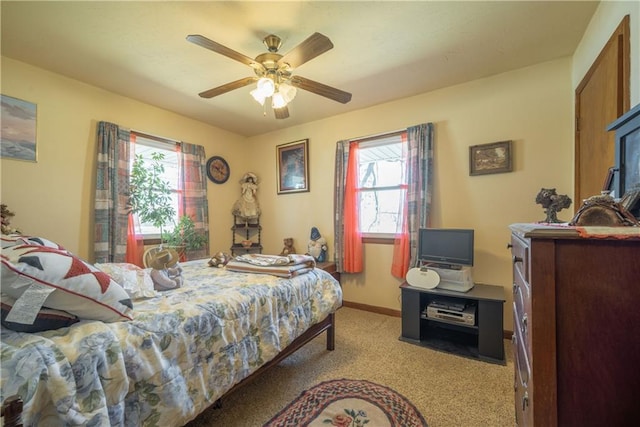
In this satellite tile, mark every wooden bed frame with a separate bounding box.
[0,312,336,427]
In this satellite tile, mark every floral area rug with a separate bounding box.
[263,378,428,427]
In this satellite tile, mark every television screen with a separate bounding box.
[418,228,474,267]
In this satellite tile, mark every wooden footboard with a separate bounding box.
[0,395,23,427]
[0,312,336,424]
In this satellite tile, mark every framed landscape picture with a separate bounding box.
[276,139,309,194]
[469,140,512,176]
[1,94,37,162]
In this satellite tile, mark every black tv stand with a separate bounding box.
[399,282,505,364]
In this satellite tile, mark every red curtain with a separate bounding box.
[125,214,144,267]
[125,133,145,266]
[343,141,363,272]
[391,185,409,278]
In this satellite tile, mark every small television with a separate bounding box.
[418,228,474,267]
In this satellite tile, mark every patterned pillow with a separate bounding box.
[95,262,158,300]
[1,294,79,332]
[1,234,64,249]
[1,243,133,322]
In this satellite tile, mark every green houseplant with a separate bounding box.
[162,215,207,254]
[129,152,175,242]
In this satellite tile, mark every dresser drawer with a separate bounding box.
[513,276,531,359]
[513,310,531,388]
[513,318,532,427]
[510,234,529,284]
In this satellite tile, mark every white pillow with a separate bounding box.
[95,262,158,300]
[1,234,64,249]
[1,242,133,322]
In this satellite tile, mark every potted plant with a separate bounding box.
[129,152,175,242]
[162,215,207,258]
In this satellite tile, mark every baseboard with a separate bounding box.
[343,300,513,341]
[342,300,401,317]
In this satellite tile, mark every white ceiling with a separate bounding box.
[1,1,598,137]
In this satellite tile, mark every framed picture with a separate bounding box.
[276,139,309,194]
[469,140,513,176]
[1,94,37,162]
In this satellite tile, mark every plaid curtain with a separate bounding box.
[405,123,434,269]
[179,142,209,260]
[333,140,350,272]
[94,122,131,263]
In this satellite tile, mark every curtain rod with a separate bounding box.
[132,130,181,146]
[348,127,406,143]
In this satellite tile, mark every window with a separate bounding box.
[356,131,407,239]
[130,132,180,237]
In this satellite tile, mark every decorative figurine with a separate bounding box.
[232,172,261,223]
[1,204,19,235]
[280,238,296,256]
[307,226,328,262]
[208,251,232,268]
[569,193,639,226]
[535,188,572,223]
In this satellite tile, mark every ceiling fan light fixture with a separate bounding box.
[279,83,297,103]
[250,88,267,106]
[271,91,287,109]
[256,77,275,97]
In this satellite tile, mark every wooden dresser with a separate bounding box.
[509,223,640,426]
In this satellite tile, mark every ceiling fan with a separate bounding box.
[186,32,352,119]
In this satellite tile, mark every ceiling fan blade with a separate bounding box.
[198,77,257,99]
[278,33,334,69]
[187,34,260,69]
[290,76,352,104]
[274,105,289,119]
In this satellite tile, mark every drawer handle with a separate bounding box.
[521,314,528,332]
[507,243,513,249]
[522,391,529,411]
[513,255,523,264]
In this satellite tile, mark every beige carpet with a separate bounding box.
[186,307,514,427]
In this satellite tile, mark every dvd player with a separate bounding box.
[426,303,476,326]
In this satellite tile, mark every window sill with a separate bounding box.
[362,236,395,245]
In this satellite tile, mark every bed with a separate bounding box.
[0,251,342,426]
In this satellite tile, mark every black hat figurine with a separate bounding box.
[307,227,328,262]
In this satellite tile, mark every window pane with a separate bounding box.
[358,142,404,188]
[131,140,180,235]
[359,189,403,234]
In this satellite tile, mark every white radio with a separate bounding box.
[406,267,440,289]
[406,266,474,292]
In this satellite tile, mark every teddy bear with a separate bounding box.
[150,265,184,291]
[148,248,184,291]
[208,251,232,268]
[280,237,296,256]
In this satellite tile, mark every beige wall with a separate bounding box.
[0,57,247,259]
[5,5,637,331]
[572,0,640,106]
[247,58,574,330]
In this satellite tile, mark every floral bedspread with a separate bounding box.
[0,260,342,426]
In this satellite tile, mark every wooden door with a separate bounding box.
[575,15,630,206]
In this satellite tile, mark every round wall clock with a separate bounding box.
[206,156,230,184]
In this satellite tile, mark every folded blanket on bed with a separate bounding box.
[225,254,316,278]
